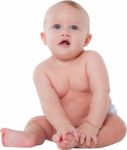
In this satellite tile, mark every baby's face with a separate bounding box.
[42,3,90,60]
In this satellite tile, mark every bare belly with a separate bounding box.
[60,90,91,126]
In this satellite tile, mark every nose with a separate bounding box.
[61,29,70,37]
[62,33,70,37]
[61,33,70,37]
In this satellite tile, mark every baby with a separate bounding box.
[1,0,126,149]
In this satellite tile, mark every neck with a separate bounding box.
[52,50,84,65]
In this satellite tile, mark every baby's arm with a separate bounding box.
[33,64,78,142]
[85,51,111,128]
[78,51,111,146]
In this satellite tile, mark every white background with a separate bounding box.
[0,0,127,149]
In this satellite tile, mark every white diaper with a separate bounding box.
[108,104,117,114]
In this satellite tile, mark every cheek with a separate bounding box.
[80,35,87,46]
[46,35,54,45]
[73,35,85,47]
[47,33,57,44]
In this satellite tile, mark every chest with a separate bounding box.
[47,63,90,98]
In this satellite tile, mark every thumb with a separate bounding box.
[52,134,57,142]
[52,134,61,143]
[73,129,79,142]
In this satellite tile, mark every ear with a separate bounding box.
[40,32,47,45]
[84,33,92,46]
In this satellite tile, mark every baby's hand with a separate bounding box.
[77,121,100,147]
[52,123,78,145]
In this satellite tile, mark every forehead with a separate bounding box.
[44,3,87,25]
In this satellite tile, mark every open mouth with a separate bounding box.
[59,40,70,46]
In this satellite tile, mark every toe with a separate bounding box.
[1,128,6,146]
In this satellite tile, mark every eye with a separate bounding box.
[71,25,79,30]
[52,24,61,29]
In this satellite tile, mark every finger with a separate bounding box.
[57,142,62,148]
[73,129,79,142]
[58,140,69,150]
[62,140,69,146]
[52,134,58,142]
[92,135,98,146]
[85,136,91,147]
[52,134,55,142]
[80,134,86,144]
[62,132,68,141]
[53,131,67,144]
[57,142,65,150]
[56,134,62,143]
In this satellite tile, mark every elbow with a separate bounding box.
[92,92,111,110]
[102,93,111,109]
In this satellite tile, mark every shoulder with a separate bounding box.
[33,57,52,80]
[84,50,105,65]
[84,50,103,60]
[84,50,107,72]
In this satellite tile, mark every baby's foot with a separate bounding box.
[58,133,78,149]
[1,128,36,147]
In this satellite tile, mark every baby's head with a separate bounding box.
[41,0,92,61]
[44,0,90,32]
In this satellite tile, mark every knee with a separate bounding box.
[109,114,126,142]
[117,118,126,141]
[25,115,53,140]
[27,115,47,124]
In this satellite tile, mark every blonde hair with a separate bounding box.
[60,0,88,13]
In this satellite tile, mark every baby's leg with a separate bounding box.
[1,116,54,147]
[78,113,126,148]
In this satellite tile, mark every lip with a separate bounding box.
[58,39,70,48]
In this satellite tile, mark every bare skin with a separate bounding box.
[1,1,126,149]
[1,52,126,149]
